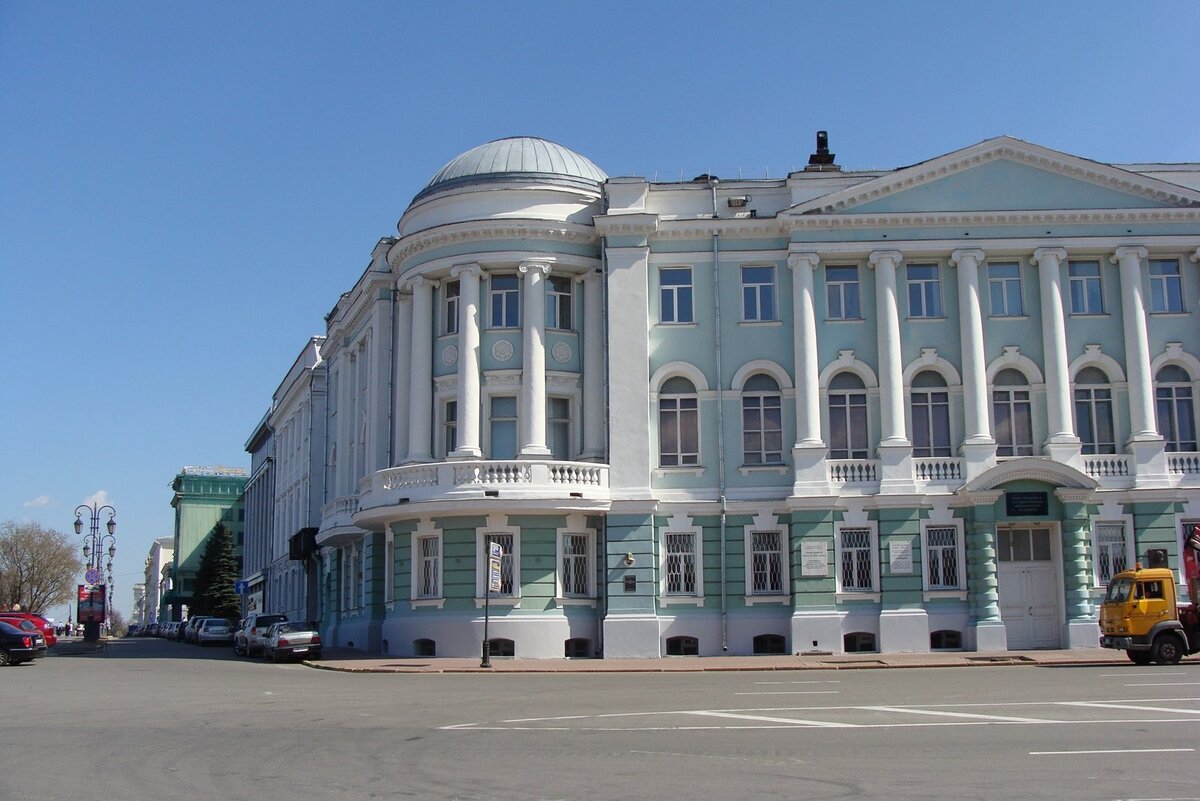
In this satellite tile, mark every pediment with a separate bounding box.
[788,136,1200,217]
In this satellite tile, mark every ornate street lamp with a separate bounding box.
[74,502,117,643]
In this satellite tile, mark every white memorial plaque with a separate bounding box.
[889,540,914,574]
[801,541,828,577]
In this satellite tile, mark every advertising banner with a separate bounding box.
[77,584,106,623]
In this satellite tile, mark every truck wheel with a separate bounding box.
[1127,650,1153,665]
[1151,634,1184,666]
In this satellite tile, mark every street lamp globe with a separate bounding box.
[74,517,83,535]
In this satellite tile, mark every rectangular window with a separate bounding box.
[443,280,460,335]
[484,533,516,596]
[826,265,861,320]
[741,265,776,321]
[828,392,869,460]
[547,397,571,460]
[742,394,783,465]
[906,264,942,318]
[1068,261,1104,314]
[659,268,693,324]
[988,262,1023,317]
[490,396,518,459]
[560,533,591,597]
[749,530,784,595]
[659,396,700,466]
[994,388,1034,457]
[1095,523,1128,585]
[838,528,876,592]
[489,274,520,328]
[1157,382,1197,452]
[546,275,573,330]
[415,535,440,598]
[443,400,458,456]
[1149,259,1184,313]
[924,526,962,590]
[665,532,698,595]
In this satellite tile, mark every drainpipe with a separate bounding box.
[710,179,728,652]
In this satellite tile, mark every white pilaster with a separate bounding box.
[580,270,605,460]
[1030,247,1080,464]
[606,246,652,497]
[519,261,551,457]
[391,284,412,465]
[788,253,823,447]
[868,251,908,446]
[405,276,434,463]
[451,263,482,458]
[1112,246,1159,442]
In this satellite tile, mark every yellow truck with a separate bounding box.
[1099,527,1200,665]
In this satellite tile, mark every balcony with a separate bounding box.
[1081,454,1134,489]
[828,459,880,486]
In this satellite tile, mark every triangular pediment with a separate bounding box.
[788,136,1200,216]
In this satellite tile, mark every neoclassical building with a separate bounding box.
[312,134,1200,658]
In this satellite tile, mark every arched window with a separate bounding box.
[930,630,962,650]
[828,372,868,459]
[486,638,515,658]
[1074,366,1115,454]
[911,371,951,457]
[414,638,436,657]
[742,374,783,465]
[1156,365,1197,452]
[665,635,699,656]
[843,632,877,653]
[659,377,699,467]
[564,638,591,658]
[753,634,787,655]
[993,369,1033,457]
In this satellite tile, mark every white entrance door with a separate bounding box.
[996,526,1061,649]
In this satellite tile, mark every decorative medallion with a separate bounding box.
[492,339,514,362]
[441,345,458,367]
[551,341,572,364]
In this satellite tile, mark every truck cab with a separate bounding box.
[1099,566,1200,665]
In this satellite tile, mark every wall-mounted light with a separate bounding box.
[624,552,635,566]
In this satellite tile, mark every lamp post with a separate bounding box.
[74,503,116,643]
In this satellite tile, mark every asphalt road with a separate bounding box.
[2,637,1199,801]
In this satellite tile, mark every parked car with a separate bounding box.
[174,620,189,641]
[0,620,46,665]
[183,616,212,644]
[196,618,236,646]
[234,613,288,657]
[262,621,322,662]
[0,612,57,647]
[159,622,178,639]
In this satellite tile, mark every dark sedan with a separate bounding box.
[0,620,47,665]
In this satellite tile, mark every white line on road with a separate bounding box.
[680,710,856,727]
[1030,748,1194,755]
[1060,701,1200,715]
[1125,682,1200,687]
[861,706,1050,724]
[1099,672,1188,677]
[752,680,840,685]
[734,691,841,696]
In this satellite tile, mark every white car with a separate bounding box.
[262,621,322,662]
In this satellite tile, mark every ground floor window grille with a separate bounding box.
[665,532,697,595]
[561,534,590,597]
[485,533,516,595]
[839,528,875,592]
[750,530,784,594]
[1095,523,1128,585]
[416,536,440,598]
[925,526,961,589]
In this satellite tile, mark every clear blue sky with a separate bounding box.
[2,1,1197,621]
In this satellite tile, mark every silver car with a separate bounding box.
[262,621,322,662]
[196,618,236,646]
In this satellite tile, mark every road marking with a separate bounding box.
[861,706,1049,724]
[1125,682,1200,687]
[734,691,841,696]
[680,710,855,727]
[752,680,840,685]
[1030,748,1194,755]
[1061,701,1200,715]
[1099,672,1188,678]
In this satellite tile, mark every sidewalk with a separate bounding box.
[304,647,1137,674]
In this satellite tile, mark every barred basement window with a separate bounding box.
[414,638,436,657]
[930,630,962,650]
[753,634,787,654]
[564,638,591,658]
[487,638,515,658]
[843,632,877,653]
[665,636,699,656]
[1095,523,1128,585]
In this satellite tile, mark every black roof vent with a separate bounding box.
[805,131,840,172]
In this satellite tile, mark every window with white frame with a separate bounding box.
[659,267,694,324]
[489,395,518,459]
[482,532,517,596]
[825,265,861,320]
[741,265,776,321]
[659,376,699,467]
[413,533,441,599]
[489,274,520,328]
[1094,521,1130,586]
[993,369,1034,457]
[1149,259,1184,314]
[1156,365,1197,452]
[384,534,394,604]
[443,280,460,335]
[443,400,458,456]
[546,275,573,330]
[748,530,786,595]
[911,371,951,457]
[547,396,571,460]
[559,532,592,598]
[988,262,1024,317]
[664,531,699,595]
[1068,260,1104,314]
[742,374,783,465]
[923,524,963,590]
[828,372,869,459]
[1074,367,1116,455]
[837,527,877,593]
[906,263,942,318]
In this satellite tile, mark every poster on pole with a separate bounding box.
[77,584,106,623]
[487,542,503,593]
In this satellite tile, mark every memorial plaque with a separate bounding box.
[889,540,914,574]
[801,541,828,577]
[1005,491,1048,517]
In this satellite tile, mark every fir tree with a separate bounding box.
[193,522,241,620]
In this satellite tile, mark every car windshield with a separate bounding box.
[206,621,228,629]
[277,622,310,634]
[1105,577,1133,604]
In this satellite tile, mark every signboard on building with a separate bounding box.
[487,542,503,593]
[801,541,828,577]
[1005,491,1048,517]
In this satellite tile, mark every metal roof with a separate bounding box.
[419,137,607,196]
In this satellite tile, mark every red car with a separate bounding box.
[0,613,58,647]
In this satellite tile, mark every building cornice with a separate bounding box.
[782,207,1200,230]
[389,219,599,269]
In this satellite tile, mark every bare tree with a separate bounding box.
[0,520,83,612]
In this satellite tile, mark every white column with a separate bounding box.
[391,285,412,465]
[519,261,551,457]
[1112,246,1159,441]
[405,276,434,462]
[606,246,652,495]
[788,253,823,447]
[1030,248,1077,446]
[580,270,605,460]
[949,249,993,444]
[451,264,482,458]
[869,250,908,445]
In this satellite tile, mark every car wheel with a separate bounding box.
[0,650,10,667]
[1152,634,1184,666]
[1127,650,1153,665]
[233,642,243,656]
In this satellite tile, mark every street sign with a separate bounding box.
[233,580,248,595]
[85,568,102,585]
[487,542,503,593]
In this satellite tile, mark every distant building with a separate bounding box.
[286,134,1197,658]
[164,466,247,619]
[144,536,173,623]
[131,583,145,626]
[242,413,274,616]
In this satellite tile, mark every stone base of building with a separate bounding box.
[790,609,845,654]
[1065,618,1100,649]
[879,608,931,653]
[966,620,1009,651]
[603,614,663,658]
